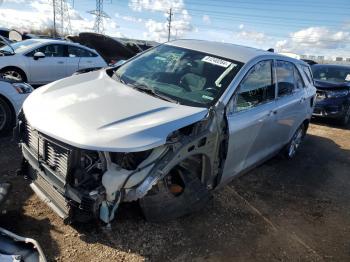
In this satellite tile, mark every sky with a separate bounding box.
[0,0,350,59]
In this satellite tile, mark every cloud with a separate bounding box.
[237,30,266,44]
[129,0,184,12]
[239,24,244,30]
[202,15,211,25]
[115,12,143,23]
[275,27,350,56]
[131,0,192,42]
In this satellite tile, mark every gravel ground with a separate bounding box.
[0,120,349,261]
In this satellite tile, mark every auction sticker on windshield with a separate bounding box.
[202,56,232,68]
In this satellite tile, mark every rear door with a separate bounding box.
[66,45,104,75]
[273,60,308,147]
[25,44,67,84]
[221,60,279,183]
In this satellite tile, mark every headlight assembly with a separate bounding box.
[326,89,349,98]
[11,82,33,94]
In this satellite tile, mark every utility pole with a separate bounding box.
[53,0,57,37]
[167,8,173,42]
[88,0,110,34]
[60,0,64,36]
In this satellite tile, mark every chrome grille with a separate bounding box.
[24,122,70,178]
[46,141,69,176]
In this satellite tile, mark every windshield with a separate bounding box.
[0,39,38,53]
[113,44,243,107]
[312,65,350,83]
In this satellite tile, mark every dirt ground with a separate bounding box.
[0,120,349,261]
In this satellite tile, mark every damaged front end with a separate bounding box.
[16,108,227,224]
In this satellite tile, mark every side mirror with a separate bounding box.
[33,52,45,60]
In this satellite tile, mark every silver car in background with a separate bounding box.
[17,40,316,224]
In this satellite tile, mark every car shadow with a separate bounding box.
[0,135,61,260]
[311,116,349,130]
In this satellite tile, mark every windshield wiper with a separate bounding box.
[128,83,179,104]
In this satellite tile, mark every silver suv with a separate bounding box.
[16,40,316,224]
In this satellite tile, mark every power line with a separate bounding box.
[172,7,342,25]
[185,0,350,10]
[184,2,350,15]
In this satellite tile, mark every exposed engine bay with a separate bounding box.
[16,107,227,224]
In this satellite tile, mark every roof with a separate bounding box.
[312,64,350,69]
[167,39,277,63]
[17,38,97,53]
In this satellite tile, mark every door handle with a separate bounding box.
[268,110,277,116]
[57,61,64,64]
[87,61,92,63]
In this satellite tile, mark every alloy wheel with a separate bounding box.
[288,127,304,158]
[2,70,23,81]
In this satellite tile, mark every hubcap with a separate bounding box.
[288,128,303,158]
[3,70,22,81]
[0,103,7,130]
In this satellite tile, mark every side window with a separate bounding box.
[233,60,274,112]
[276,60,296,97]
[294,66,304,89]
[68,46,97,57]
[28,44,65,57]
[301,65,313,85]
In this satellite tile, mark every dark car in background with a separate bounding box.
[311,64,350,126]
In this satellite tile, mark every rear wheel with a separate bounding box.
[0,97,14,135]
[284,124,306,159]
[140,165,210,222]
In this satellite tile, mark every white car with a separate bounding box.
[0,78,33,134]
[0,39,107,85]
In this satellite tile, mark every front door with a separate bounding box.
[25,44,67,84]
[221,60,278,184]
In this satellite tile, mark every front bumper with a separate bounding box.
[313,97,348,118]
[22,143,71,220]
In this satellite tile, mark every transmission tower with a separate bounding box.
[88,0,110,34]
[167,8,173,42]
[52,0,72,37]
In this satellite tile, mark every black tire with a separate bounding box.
[0,68,26,82]
[139,166,210,222]
[340,106,350,127]
[284,123,306,159]
[0,97,14,135]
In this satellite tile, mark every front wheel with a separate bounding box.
[284,124,306,159]
[0,68,25,82]
[139,166,210,222]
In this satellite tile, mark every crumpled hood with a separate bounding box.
[23,70,208,152]
[314,80,350,91]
